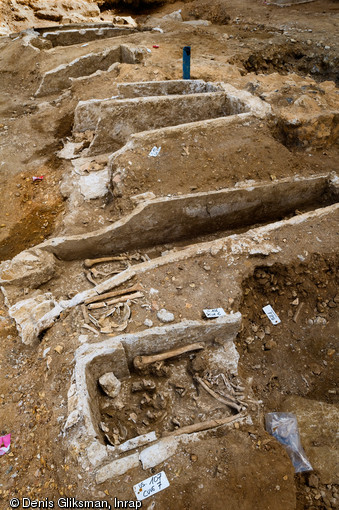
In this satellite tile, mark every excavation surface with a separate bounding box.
[0,2,338,510]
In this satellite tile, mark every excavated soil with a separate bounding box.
[0,1,338,510]
[237,253,339,509]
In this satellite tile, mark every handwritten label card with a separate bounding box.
[203,308,226,319]
[134,471,170,501]
[263,305,281,325]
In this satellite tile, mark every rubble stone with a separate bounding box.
[99,372,121,399]
[157,308,175,323]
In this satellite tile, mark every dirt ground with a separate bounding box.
[0,1,338,509]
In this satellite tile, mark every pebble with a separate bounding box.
[308,474,319,488]
[210,246,220,257]
[264,339,277,350]
[306,40,312,46]
[144,319,153,328]
[314,316,327,325]
[257,330,265,341]
[317,302,326,313]
[157,309,174,323]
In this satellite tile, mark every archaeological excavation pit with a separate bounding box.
[38,173,339,261]
[31,23,139,47]
[95,342,244,445]
[0,2,338,507]
[67,314,248,482]
[72,83,250,156]
[237,253,339,409]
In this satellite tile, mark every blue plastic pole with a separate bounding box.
[183,46,191,80]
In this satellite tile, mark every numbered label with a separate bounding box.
[263,305,281,325]
[134,471,170,501]
[149,146,161,157]
[203,308,226,319]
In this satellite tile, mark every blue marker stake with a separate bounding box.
[183,46,191,80]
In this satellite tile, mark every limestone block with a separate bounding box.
[9,293,63,346]
[79,169,109,200]
[30,0,100,20]
[35,46,122,97]
[99,372,121,399]
[118,431,157,453]
[139,437,180,469]
[95,453,139,483]
[0,248,56,288]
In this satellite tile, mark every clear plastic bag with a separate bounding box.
[265,412,313,473]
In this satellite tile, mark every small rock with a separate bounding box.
[328,301,336,308]
[251,324,259,333]
[210,246,220,257]
[157,309,174,323]
[314,316,327,325]
[190,454,197,462]
[99,372,121,399]
[144,319,153,328]
[245,336,254,345]
[310,363,322,375]
[128,412,137,423]
[308,473,319,489]
[317,302,326,313]
[264,339,277,350]
[306,39,312,46]
[100,422,109,433]
[131,380,156,392]
[257,330,265,341]
[54,345,64,354]
[203,265,211,271]
[291,298,299,306]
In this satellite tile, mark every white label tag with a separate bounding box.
[203,308,226,319]
[263,305,281,325]
[134,471,170,501]
[149,146,161,157]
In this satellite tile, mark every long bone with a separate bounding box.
[133,342,205,370]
